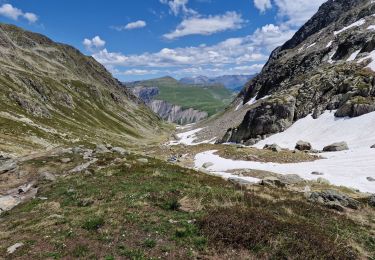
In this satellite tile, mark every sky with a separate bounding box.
[0,0,327,81]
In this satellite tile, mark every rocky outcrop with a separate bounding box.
[149,100,207,125]
[219,0,375,144]
[130,86,208,124]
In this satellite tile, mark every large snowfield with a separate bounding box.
[192,111,375,193]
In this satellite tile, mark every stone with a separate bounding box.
[0,160,17,174]
[311,171,324,176]
[323,142,349,152]
[295,140,312,151]
[136,158,148,164]
[261,177,288,188]
[39,172,56,182]
[7,243,24,254]
[371,144,375,149]
[279,174,304,184]
[369,194,375,207]
[366,177,375,182]
[308,190,360,210]
[202,162,214,168]
[263,144,282,152]
[95,144,111,154]
[60,158,71,163]
[228,177,255,186]
[112,147,129,155]
[316,177,330,185]
[72,147,83,154]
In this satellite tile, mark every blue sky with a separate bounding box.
[0,0,326,81]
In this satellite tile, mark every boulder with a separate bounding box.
[371,144,375,149]
[369,194,375,207]
[95,144,111,154]
[112,147,129,155]
[60,158,71,163]
[311,171,324,176]
[39,172,56,182]
[366,177,375,182]
[0,160,17,174]
[295,140,312,151]
[136,158,148,164]
[308,190,360,211]
[261,177,288,188]
[202,162,214,168]
[323,142,349,152]
[279,174,305,184]
[263,144,282,152]
[228,178,255,186]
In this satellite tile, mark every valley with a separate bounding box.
[1,0,375,259]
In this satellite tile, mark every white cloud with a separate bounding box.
[163,11,245,39]
[0,4,38,23]
[113,20,147,31]
[254,0,272,12]
[83,36,106,51]
[274,0,327,27]
[159,0,197,16]
[121,69,160,76]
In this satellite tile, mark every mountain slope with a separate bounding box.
[179,74,255,92]
[127,76,234,116]
[0,24,169,156]
[215,0,375,144]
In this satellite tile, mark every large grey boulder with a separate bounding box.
[323,142,349,152]
[263,144,282,152]
[308,190,360,211]
[295,140,312,151]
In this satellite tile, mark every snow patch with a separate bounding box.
[367,25,375,30]
[346,50,361,61]
[326,41,333,48]
[334,19,366,35]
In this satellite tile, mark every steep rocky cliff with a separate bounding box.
[129,85,208,124]
[0,24,169,155]
[219,0,375,144]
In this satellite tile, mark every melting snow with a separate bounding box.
[194,111,375,193]
[358,50,375,71]
[368,25,375,30]
[346,50,361,61]
[334,19,366,35]
[326,41,333,48]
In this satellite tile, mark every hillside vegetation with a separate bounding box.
[128,77,234,116]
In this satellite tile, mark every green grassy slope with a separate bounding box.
[128,77,234,116]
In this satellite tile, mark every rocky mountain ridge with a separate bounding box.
[217,0,375,144]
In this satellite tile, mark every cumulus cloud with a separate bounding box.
[159,0,197,16]
[163,11,245,39]
[0,4,38,23]
[83,36,106,51]
[113,20,147,31]
[254,0,272,13]
[253,0,327,27]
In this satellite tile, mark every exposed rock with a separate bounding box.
[178,196,202,213]
[369,194,375,207]
[39,172,56,182]
[228,178,255,186]
[69,159,98,173]
[295,140,312,151]
[7,243,24,254]
[367,177,375,182]
[130,86,159,103]
[202,162,214,168]
[279,174,305,184]
[0,160,17,174]
[308,190,360,211]
[136,158,148,164]
[60,158,71,163]
[311,171,324,176]
[95,144,111,154]
[371,144,375,149]
[112,147,129,155]
[323,142,349,152]
[261,177,288,188]
[263,144,282,152]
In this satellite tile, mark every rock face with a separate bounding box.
[219,0,375,144]
[129,86,208,125]
[323,142,349,152]
[308,190,360,211]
